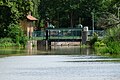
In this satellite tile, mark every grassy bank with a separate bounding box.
[0,38,15,47]
[0,24,28,48]
[0,37,27,57]
[93,26,120,57]
[0,47,27,57]
[0,37,28,48]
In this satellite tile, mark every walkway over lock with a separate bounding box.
[32,28,104,42]
[33,28,82,41]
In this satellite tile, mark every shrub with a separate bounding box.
[19,35,28,47]
[8,23,28,47]
[104,26,120,43]
[103,26,120,54]
[0,38,13,43]
[94,41,106,47]
[0,38,15,47]
[107,41,120,54]
[89,33,98,46]
[96,26,120,54]
[95,46,109,54]
[8,24,23,43]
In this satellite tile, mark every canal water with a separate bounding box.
[0,46,120,80]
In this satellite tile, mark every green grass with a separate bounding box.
[0,48,28,58]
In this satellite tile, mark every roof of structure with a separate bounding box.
[27,15,37,21]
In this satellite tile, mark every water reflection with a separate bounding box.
[0,46,94,56]
[48,46,94,55]
[27,44,94,55]
[0,48,25,55]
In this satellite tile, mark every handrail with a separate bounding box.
[32,29,105,40]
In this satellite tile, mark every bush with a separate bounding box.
[8,24,22,43]
[103,26,120,54]
[104,26,120,43]
[95,41,120,55]
[0,38,15,47]
[95,46,109,54]
[96,26,120,54]
[94,41,106,47]
[89,33,98,46]
[19,35,28,47]
[107,41,120,54]
[8,24,28,47]
[0,38,13,43]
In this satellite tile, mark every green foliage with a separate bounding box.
[8,24,22,42]
[38,0,104,28]
[80,44,89,48]
[0,0,119,30]
[104,26,120,42]
[31,0,40,18]
[107,41,120,54]
[0,0,34,38]
[96,0,120,28]
[7,0,34,20]
[89,33,98,46]
[107,0,120,15]
[0,38,12,43]
[37,0,120,29]
[96,26,120,54]
[40,19,44,27]
[95,46,108,54]
[0,5,12,37]
[0,38,15,47]
[96,41,120,54]
[96,12,119,28]
[8,24,28,47]
[94,41,106,47]
[19,35,28,48]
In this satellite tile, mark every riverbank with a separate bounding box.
[0,47,119,59]
[0,48,27,57]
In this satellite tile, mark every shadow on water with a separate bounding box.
[33,40,95,55]
[1,43,120,62]
[27,43,95,55]
[46,46,95,55]
[0,47,26,57]
[0,45,95,56]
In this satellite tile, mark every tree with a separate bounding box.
[96,0,120,29]
[38,0,104,28]
[0,0,33,38]
[96,12,120,29]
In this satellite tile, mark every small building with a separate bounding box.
[20,14,38,38]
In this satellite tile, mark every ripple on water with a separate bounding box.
[0,56,120,80]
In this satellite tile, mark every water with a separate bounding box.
[0,46,120,80]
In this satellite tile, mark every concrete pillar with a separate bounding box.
[82,26,88,44]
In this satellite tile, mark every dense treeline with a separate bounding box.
[38,0,120,29]
[0,0,120,31]
[39,0,102,28]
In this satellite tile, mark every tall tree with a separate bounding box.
[0,0,33,37]
[38,0,104,28]
[96,0,120,29]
